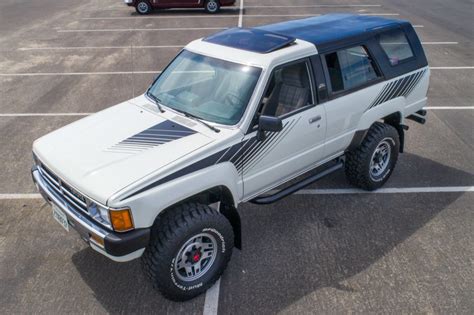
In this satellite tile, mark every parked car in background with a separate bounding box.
[124,0,236,14]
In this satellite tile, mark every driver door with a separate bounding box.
[240,58,327,199]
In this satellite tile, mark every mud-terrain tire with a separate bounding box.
[345,122,400,191]
[135,1,152,14]
[141,202,234,301]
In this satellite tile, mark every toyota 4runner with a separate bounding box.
[32,14,430,301]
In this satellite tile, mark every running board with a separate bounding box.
[249,160,344,205]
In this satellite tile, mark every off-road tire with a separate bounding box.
[345,122,400,190]
[141,202,234,301]
[204,0,220,13]
[135,1,152,14]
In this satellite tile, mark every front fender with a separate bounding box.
[110,162,241,228]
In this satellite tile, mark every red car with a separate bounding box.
[124,0,236,14]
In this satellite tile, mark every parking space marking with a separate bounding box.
[1,107,472,118]
[0,113,92,117]
[294,186,474,195]
[422,42,458,44]
[58,27,225,33]
[2,66,471,77]
[203,279,220,315]
[0,194,42,199]
[82,15,239,20]
[1,107,472,117]
[83,13,399,20]
[3,187,473,200]
[245,4,382,8]
[0,71,161,76]
[425,106,474,109]
[430,66,474,69]
[18,45,184,51]
[238,0,244,27]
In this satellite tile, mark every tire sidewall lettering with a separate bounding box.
[169,227,226,291]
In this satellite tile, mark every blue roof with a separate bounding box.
[203,28,296,53]
[257,14,407,52]
[204,14,409,54]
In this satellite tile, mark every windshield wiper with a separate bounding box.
[146,91,165,113]
[174,109,220,133]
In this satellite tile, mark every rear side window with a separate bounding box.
[325,45,380,93]
[378,30,414,66]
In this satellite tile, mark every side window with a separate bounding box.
[378,30,414,66]
[325,45,380,93]
[259,61,314,118]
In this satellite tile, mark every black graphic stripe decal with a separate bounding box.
[367,69,427,111]
[242,118,299,174]
[121,119,298,201]
[108,120,196,153]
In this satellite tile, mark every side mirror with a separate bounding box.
[257,115,283,141]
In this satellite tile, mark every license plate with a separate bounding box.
[52,204,69,232]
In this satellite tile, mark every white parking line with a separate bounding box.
[2,187,473,200]
[58,27,225,33]
[422,42,458,45]
[0,113,92,117]
[425,106,474,109]
[430,66,474,69]
[18,45,184,51]
[82,13,398,20]
[245,4,382,8]
[203,279,220,315]
[294,186,474,195]
[2,66,471,77]
[1,107,471,118]
[0,71,161,76]
[82,15,239,20]
[238,0,244,27]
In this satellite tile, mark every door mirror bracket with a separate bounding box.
[257,115,283,141]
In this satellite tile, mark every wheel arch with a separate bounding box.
[152,185,242,249]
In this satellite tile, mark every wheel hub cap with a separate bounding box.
[174,232,217,282]
[369,140,391,179]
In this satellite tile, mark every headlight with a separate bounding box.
[88,202,134,232]
[88,202,111,227]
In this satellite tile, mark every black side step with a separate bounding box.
[249,160,344,205]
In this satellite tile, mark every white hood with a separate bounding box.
[33,101,215,204]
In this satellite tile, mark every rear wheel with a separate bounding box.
[141,202,234,301]
[345,122,400,190]
[204,0,220,13]
[135,0,152,14]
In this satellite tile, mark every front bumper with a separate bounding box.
[32,166,150,261]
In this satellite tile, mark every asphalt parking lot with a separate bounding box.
[1,0,473,314]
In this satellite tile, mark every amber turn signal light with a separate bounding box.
[109,208,134,232]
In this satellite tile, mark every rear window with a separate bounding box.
[378,30,414,66]
[325,45,380,93]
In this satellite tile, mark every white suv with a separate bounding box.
[32,14,430,301]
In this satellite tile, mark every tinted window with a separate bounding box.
[325,46,380,93]
[259,61,313,117]
[379,30,414,66]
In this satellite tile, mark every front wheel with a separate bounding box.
[135,0,152,14]
[204,0,220,13]
[141,203,234,301]
[345,122,400,190]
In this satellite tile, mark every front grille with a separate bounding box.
[37,164,89,215]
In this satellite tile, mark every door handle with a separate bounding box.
[309,115,322,124]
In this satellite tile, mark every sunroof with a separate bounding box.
[204,28,296,53]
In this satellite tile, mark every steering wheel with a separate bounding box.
[224,92,244,108]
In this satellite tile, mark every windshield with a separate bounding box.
[148,50,262,125]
